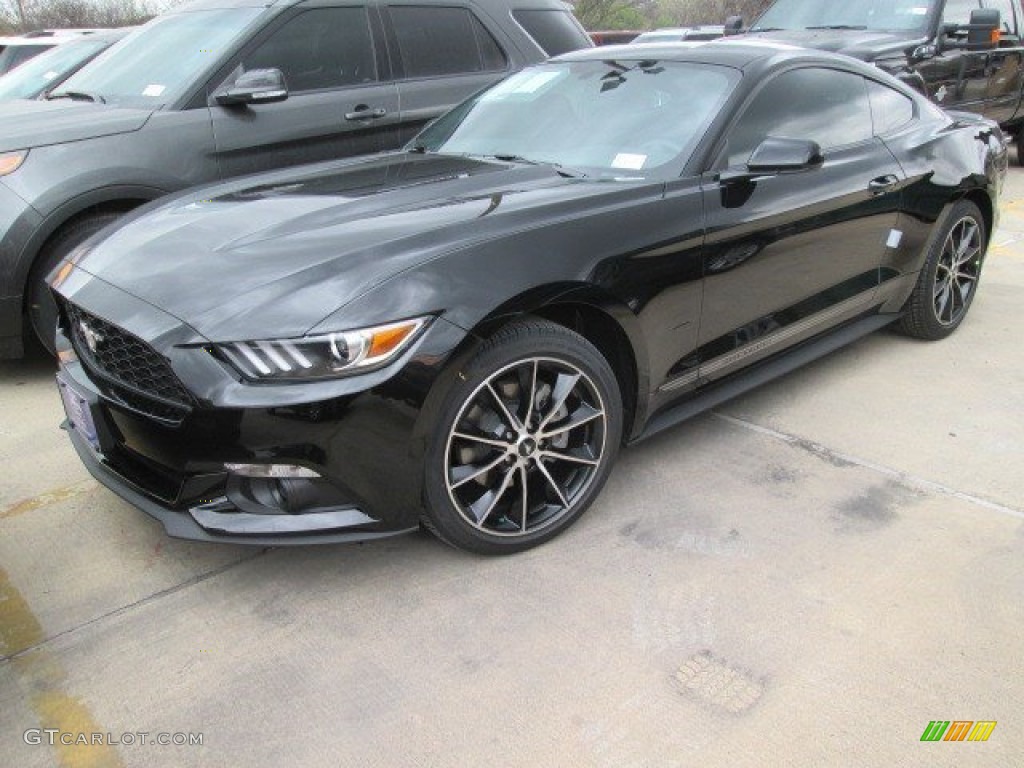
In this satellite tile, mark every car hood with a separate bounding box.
[0,99,152,152]
[69,152,602,342]
[744,28,922,60]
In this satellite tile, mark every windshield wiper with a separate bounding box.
[805,25,868,30]
[486,154,587,178]
[749,27,786,32]
[47,90,106,103]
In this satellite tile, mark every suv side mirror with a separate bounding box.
[966,8,1001,50]
[724,15,744,36]
[215,68,288,106]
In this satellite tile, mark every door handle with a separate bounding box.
[868,175,900,195]
[345,106,387,121]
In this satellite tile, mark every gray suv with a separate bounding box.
[0,0,591,357]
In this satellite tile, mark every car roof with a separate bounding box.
[178,0,572,9]
[640,26,723,34]
[61,28,134,42]
[556,39,864,73]
[0,36,52,45]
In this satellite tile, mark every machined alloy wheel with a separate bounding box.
[899,200,986,341]
[932,215,981,327]
[424,319,622,554]
[445,356,607,536]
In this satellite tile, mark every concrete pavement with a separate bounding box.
[1,172,1022,767]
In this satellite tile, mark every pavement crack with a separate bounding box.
[714,412,1024,520]
[0,549,270,664]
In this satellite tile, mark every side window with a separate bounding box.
[512,10,592,56]
[943,0,981,27]
[389,6,507,78]
[867,80,915,135]
[984,0,1018,35]
[244,7,378,92]
[726,68,873,166]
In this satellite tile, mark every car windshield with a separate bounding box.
[412,60,738,178]
[0,38,110,100]
[0,43,54,75]
[751,0,936,33]
[51,8,263,107]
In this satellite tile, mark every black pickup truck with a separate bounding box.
[728,0,1024,156]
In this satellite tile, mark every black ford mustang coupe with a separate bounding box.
[51,42,1006,554]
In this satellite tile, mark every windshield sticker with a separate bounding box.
[910,6,928,14]
[43,71,58,81]
[142,84,166,97]
[484,70,563,100]
[612,153,647,170]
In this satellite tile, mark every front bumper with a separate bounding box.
[53,304,469,544]
[57,352,428,544]
[63,421,413,546]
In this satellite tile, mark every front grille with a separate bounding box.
[64,302,194,422]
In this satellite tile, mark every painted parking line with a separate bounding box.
[1,566,124,768]
[1,482,93,520]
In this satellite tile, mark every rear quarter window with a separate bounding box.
[512,9,592,56]
[867,80,915,135]
[390,6,507,77]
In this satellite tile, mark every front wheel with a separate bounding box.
[27,212,124,355]
[423,319,623,555]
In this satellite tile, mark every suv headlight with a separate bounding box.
[0,150,27,177]
[216,317,430,381]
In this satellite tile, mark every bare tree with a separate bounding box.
[575,0,774,30]
[1,0,160,33]
[573,0,648,30]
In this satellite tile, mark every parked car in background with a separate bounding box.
[731,0,1024,158]
[633,25,725,43]
[0,36,58,74]
[0,30,107,75]
[51,43,1004,553]
[0,0,591,359]
[588,30,641,45]
[0,29,131,102]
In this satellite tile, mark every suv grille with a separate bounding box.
[65,303,194,423]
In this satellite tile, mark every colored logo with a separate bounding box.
[920,721,997,742]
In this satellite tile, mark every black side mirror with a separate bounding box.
[724,15,744,36]
[966,8,1000,50]
[748,137,824,173]
[215,68,288,107]
[718,138,822,207]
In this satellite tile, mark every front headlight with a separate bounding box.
[0,150,27,177]
[216,316,430,381]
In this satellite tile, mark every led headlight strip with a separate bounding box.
[218,317,429,381]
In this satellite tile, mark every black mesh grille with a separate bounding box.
[65,302,193,422]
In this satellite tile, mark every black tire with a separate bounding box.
[897,200,986,341]
[422,318,623,555]
[27,212,123,355]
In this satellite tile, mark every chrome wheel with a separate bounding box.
[444,356,608,537]
[933,215,982,326]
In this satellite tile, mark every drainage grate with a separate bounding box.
[673,652,764,714]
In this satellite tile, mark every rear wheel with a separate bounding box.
[423,319,622,555]
[28,212,122,355]
[898,200,985,340]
